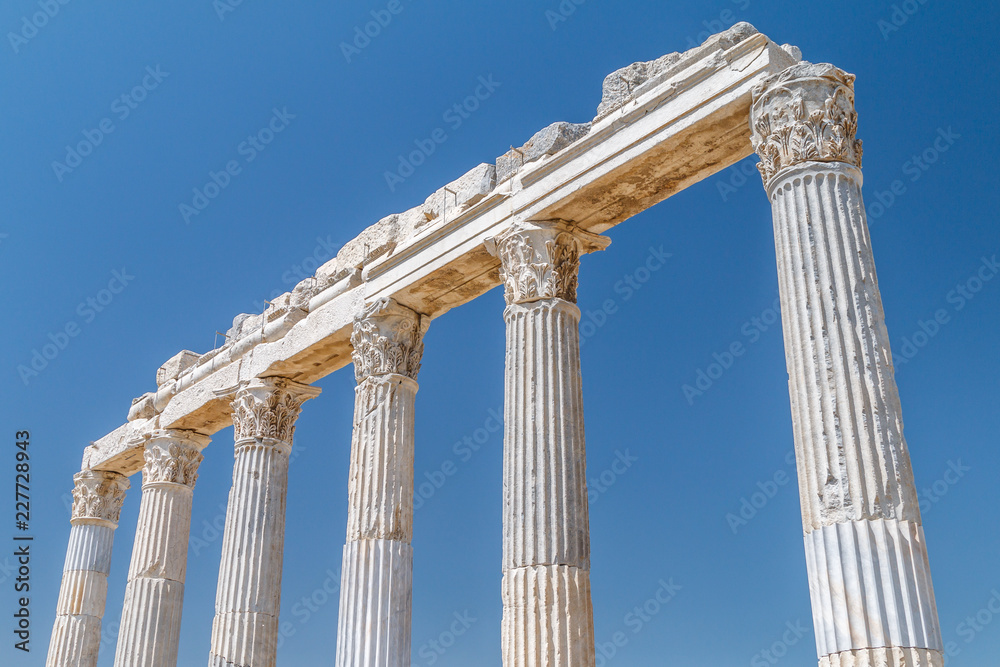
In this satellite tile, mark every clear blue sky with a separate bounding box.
[2,1,998,665]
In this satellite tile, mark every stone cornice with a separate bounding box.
[71,470,130,526]
[141,430,209,488]
[485,221,610,306]
[219,378,321,445]
[351,298,425,383]
[750,62,863,190]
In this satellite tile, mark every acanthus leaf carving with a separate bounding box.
[351,298,425,383]
[488,222,606,306]
[228,378,319,444]
[142,437,204,487]
[71,470,130,524]
[751,62,864,190]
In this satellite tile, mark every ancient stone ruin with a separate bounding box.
[46,23,944,667]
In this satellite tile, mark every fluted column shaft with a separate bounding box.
[46,470,130,667]
[114,430,208,667]
[751,63,943,667]
[486,220,609,667]
[208,377,320,667]
[335,298,425,667]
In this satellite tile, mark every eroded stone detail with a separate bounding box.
[351,298,425,382]
[494,224,603,667]
[336,302,425,667]
[228,377,318,444]
[86,26,801,451]
[597,22,760,119]
[751,62,863,189]
[486,221,610,306]
[114,431,208,667]
[752,64,941,667]
[48,471,129,667]
[71,470,130,524]
[156,350,200,387]
[51,27,950,667]
[141,433,205,487]
[209,377,319,667]
[819,647,944,667]
[496,122,592,183]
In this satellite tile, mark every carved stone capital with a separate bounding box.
[750,62,863,191]
[71,469,130,526]
[485,220,610,306]
[221,377,321,445]
[141,430,209,488]
[351,298,426,383]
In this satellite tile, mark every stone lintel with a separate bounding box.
[83,28,799,474]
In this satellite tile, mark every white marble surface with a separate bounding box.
[335,300,422,667]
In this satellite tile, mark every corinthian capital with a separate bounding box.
[222,377,321,445]
[485,220,610,306]
[351,298,426,383]
[750,62,863,190]
[141,430,210,488]
[71,469,130,525]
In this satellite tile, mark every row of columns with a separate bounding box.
[47,61,943,667]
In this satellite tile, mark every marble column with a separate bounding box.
[334,298,425,667]
[751,62,943,667]
[208,377,321,667]
[114,430,209,667]
[46,470,130,667]
[486,220,609,667]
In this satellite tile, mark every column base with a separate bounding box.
[501,564,595,667]
[820,647,944,667]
